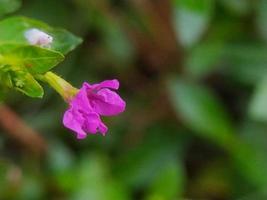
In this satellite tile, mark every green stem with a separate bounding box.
[37,72,78,102]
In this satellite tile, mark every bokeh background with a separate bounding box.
[1,0,267,199]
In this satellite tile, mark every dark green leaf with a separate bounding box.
[0,0,21,17]
[168,78,235,147]
[168,78,267,188]
[115,125,186,189]
[223,44,267,85]
[145,160,184,200]
[219,0,251,15]
[70,154,130,200]
[186,41,224,78]
[256,0,267,43]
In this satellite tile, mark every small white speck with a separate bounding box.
[24,28,53,48]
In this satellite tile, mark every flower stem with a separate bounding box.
[37,72,78,102]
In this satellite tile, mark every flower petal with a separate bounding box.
[70,83,92,111]
[62,80,125,139]
[83,112,101,134]
[63,109,87,139]
[92,79,119,90]
[92,88,126,116]
[99,122,108,135]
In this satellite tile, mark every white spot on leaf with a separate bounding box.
[24,28,53,47]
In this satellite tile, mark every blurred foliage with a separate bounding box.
[1,0,267,199]
[0,0,21,17]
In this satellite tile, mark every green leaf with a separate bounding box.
[0,44,64,74]
[102,22,134,64]
[0,86,5,101]
[9,70,44,98]
[47,141,74,173]
[173,0,214,47]
[223,44,267,85]
[115,125,186,190]
[51,29,83,55]
[0,16,82,54]
[168,78,235,147]
[256,0,267,43]
[168,78,267,188]
[145,160,184,200]
[186,41,224,78]
[219,0,251,15]
[0,65,12,87]
[1,64,43,98]
[70,154,130,200]
[0,0,21,17]
[19,176,44,200]
[249,75,267,121]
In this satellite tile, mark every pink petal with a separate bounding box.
[83,112,101,134]
[62,80,125,139]
[92,88,126,116]
[63,109,87,139]
[99,122,108,135]
[70,84,92,111]
[92,79,119,90]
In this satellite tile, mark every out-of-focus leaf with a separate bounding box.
[219,0,251,15]
[256,0,267,43]
[0,16,82,54]
[173,0,214,47]
[0,0,21,17]
[168,78,235,147]
[70,154,130,200]
[103,23,134,65]
[0,88,4,101]
[223,44,267,85]
[188,162,232,199]
[145,160,184,200]
[0,65,12,87]
[240,121,267,153]
[186,41,224,78]
[0,44,64,74]
[19,175,44,200]
[0,160,8,196]
[239,121,267,188]
[249,75,267,121]
[238,190,267,200]
[231,141,267,188]
[19,0,82,30]
[116,141,176,189]
[168,78,267,188]
[47,141,74,173]
[115,125,186,190]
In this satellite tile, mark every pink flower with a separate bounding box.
[63,79,126,139]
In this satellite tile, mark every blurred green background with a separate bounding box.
[1,0,267,199]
